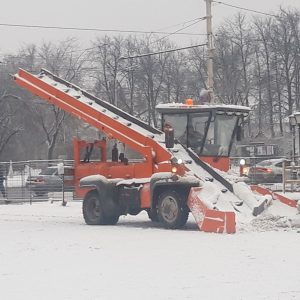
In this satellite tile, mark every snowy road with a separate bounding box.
[1,201,300,300]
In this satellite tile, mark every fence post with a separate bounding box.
[58,161,66,206]
[283,160,286,194]
[29,161,32,205]
[5,162,9,204]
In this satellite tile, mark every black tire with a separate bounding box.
[34,191,46,197]
[157,190,189,229]
[147,208,159,222]
[82,190,119,225]
[104,215,119,225]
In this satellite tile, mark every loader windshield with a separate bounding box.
[201,113,238,156]
[159,104,248,157]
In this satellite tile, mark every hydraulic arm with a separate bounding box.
[14,69,172,171]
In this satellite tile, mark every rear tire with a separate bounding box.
[147,208,159,222]
[157,190,189,229]
[82,190,119,225]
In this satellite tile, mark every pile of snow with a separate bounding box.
[233,182,273,209]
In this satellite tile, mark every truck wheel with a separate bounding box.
[157,190,189,229]
[104,215,119,225]
[147,208,159,222]
[83,191,106,225]
[83,190,119,225]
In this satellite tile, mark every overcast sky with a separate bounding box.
[1,0,300,56]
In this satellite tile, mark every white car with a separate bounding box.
[26,166,74,196]
[247,158,293,183]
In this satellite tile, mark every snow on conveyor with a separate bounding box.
[36,69,164,140]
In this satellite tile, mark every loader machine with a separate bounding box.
[13,69,298,233]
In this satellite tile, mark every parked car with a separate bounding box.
[26,166,75,196]
[247,158,294,183]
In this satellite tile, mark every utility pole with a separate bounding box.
[205,0,214,103]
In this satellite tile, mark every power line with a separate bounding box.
[151,17,206,45]
[120,43,207,60]
[65,19,206,55]
[0,22,206,36]
[0,43,206,68]
[212,1,278,18]
[155,17,204,32]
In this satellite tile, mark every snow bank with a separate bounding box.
[233,182,272,210]
[196,181,221,209]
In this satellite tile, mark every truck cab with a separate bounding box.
[156,101,250,171]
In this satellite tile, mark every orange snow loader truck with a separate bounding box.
[14,68,253,233]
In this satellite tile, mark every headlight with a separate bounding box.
[240,159,246,166]
[171,166,177,173]
[170,157,183,165]
[177,158,183,164]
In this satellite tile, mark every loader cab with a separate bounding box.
[156,101,250,171]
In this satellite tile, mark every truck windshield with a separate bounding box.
[163,112,210,150]
[163,112,238,157]
[202,114,238,156]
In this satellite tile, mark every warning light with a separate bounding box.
[185,98,194,106]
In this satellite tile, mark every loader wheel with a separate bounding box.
[103,215,119,225]
[157,190,189,229]
[147,208,159,222]
[82,190,119,225]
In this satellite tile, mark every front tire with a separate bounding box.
[82,190,119,225]
[147,208,159,222]
[157,190,189,229]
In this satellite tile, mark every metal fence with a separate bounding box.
[1,156,297,204]
[229,155,300,191]
[0,160,77,205]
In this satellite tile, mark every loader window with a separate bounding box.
[201,114,238,156]
[188,113,210,150]
[163,114,187,145]
[163,113,210,149]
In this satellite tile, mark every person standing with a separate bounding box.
[0,164,7,198]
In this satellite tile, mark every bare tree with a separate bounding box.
[16,39,88,160]
[91,36,124,105]
[0,92,21,158]
[137,39,171,126]
[254,18,276,137]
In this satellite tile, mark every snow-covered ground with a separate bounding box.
[1,200,300,300]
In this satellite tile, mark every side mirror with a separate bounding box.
[236,126,243,141]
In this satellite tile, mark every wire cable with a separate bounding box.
[0,22,206,36]
[120,43,207,60]
[212,1,278,18]
[151,17,206,45]
[155,17,204,32]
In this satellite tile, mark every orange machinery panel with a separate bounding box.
[188,187,236,234]
[200,156,230,172]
